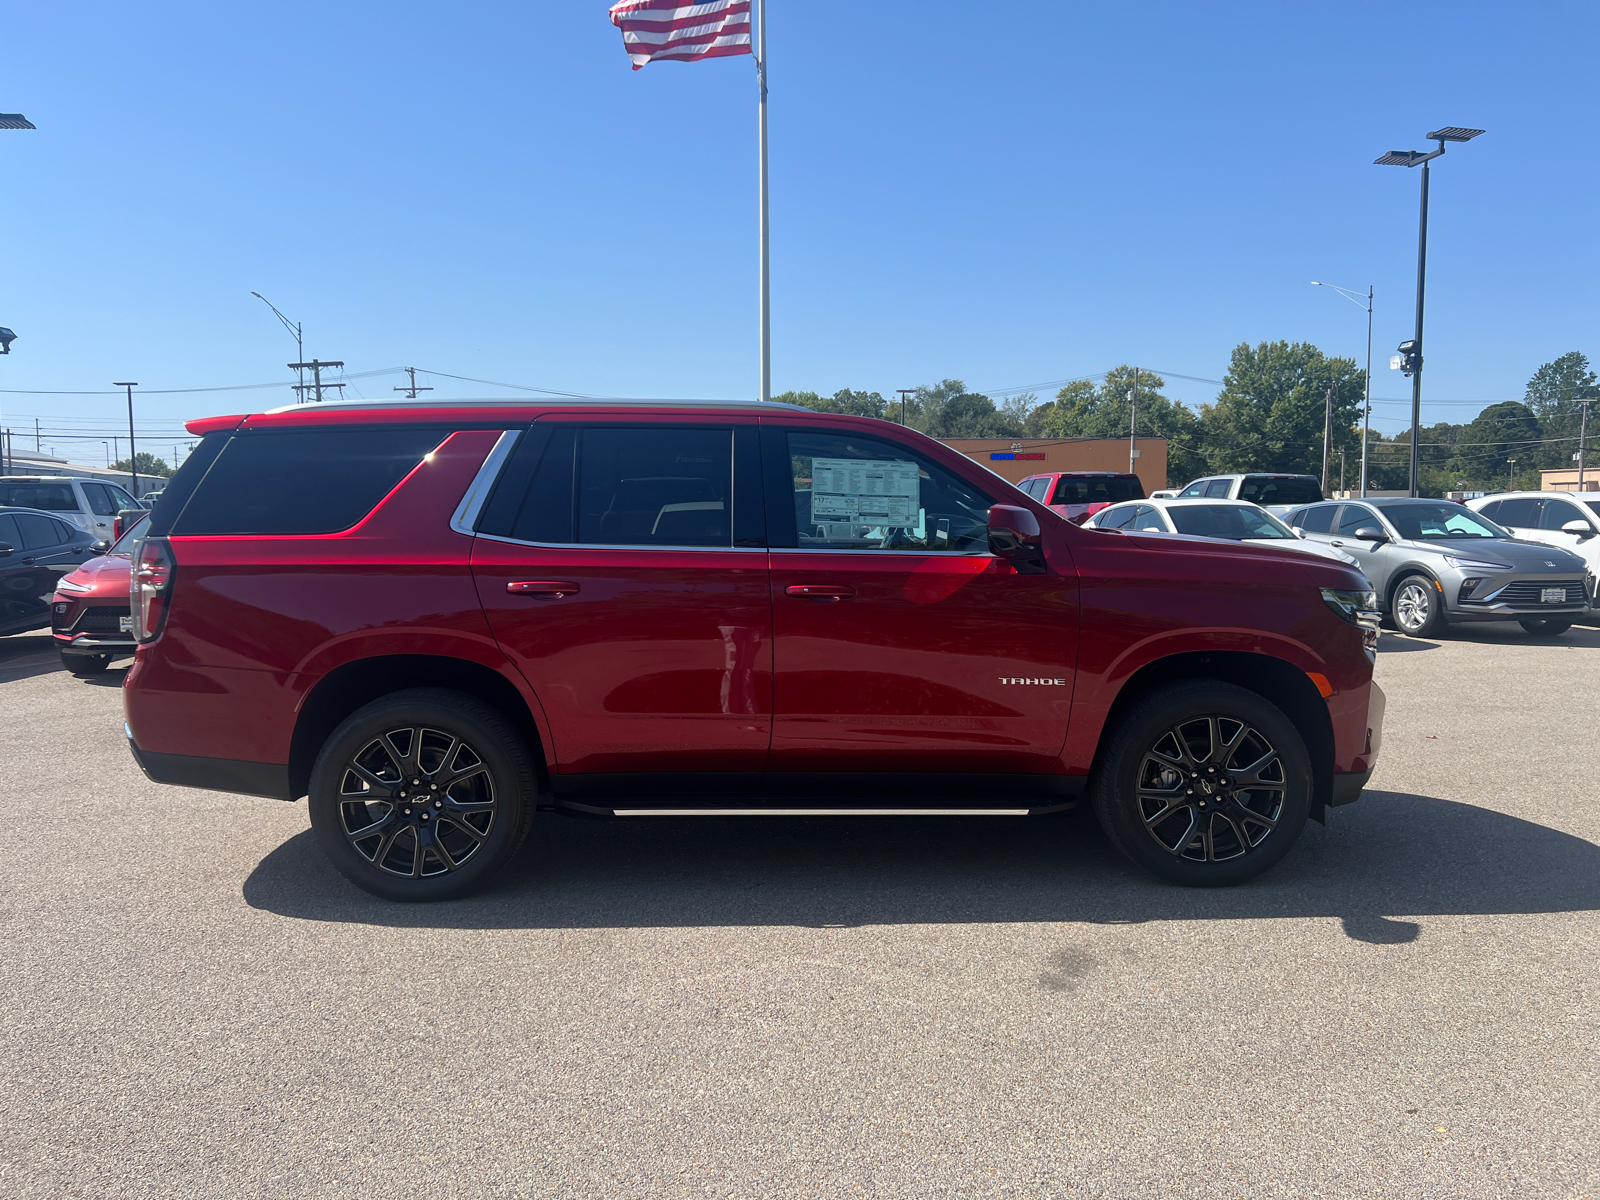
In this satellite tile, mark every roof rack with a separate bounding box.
[263,396,812,415]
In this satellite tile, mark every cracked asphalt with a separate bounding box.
[1,623,1596,1198]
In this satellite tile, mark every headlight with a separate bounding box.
[1443,555,1510,571]
[54,577,92,594]
[1321,586,1378,625]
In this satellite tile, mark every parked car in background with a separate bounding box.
[1176,474,1324,515]
[1016,470,1145,524]
[1285,497,1588,637]
[0,507,109,638]
[124,398,1383,901]
[51,512,149,675]
[1466,492,1600,602]
[1149,489,1179,500]
[1084,498,1361,566]
[0,476,144,539]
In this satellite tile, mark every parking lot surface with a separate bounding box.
[3,625,1597,1199]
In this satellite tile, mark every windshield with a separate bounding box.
[1586,501,1600,524]
[1050,474,1144,505]
[1381,502,1505,540]
[1237,477,1323,506]
[1169,504,1295,541]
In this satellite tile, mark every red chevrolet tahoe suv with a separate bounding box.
[124,399,1384,901]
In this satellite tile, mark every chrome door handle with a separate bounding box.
[1330,540,1345,547]
[507,580,580,599]
[785,584,855,601]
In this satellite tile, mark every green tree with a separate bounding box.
[110,452,172,478]
[1199,341,1364,479]
[903,379,1023,438]
[1522,352,1597,470]
[1033,366,1206,485]
[772,388,889,419]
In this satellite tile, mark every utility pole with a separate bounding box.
[1128,368,1140,475]
[1321,382,1335,495]
[114,382,139,497]
[1508,457,1517,493]
[1339,447,1347,496]
[1578,398,1597,491]
[896,389,915,426]
[394,367,433,401]
[34,418,39,452]
[288,359,345,404]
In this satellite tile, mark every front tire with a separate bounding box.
[1391,574,1446,637]
[61,651,111,676]
[308,688,537,902]
[1519,618,1572,637]
[1092,681,1312,887]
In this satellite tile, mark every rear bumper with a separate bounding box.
[126,728,292,800]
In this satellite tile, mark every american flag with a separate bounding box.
[608,0,753,71]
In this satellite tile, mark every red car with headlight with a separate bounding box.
[124,400,1384,902]
[52,513,148,675]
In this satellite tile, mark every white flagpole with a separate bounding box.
[757,0,770,402]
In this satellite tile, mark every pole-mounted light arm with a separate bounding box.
[250,292,301,344]
[1311,281,1372,311]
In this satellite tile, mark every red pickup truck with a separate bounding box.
[124,399,1384,901]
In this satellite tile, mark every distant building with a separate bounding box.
[0,445,160,496]
[1538,469,1600,493]
[939,437,1169,494]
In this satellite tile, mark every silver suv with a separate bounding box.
[1285,497,1589,637]
[0,476,144,539]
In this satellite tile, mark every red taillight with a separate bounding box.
[132,537,176,642]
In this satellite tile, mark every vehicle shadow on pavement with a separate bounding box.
[0,633,64,684]
[1376,633,1438,653]
[242,792,1600,945]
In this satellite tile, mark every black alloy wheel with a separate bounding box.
[308,688,536,902]
[1519,618,1573,637]
[61,651,112,676]
[1391,573,1446,638]
[1093,681,1311,887]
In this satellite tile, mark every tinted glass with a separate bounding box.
[1295,503,1338,533]
[82,483,117,517]
[1540,499,1588,530]
[145,432,230,537]
[1177,480,1208,498]
[575,427,732,547]
[16,513,63,550]
[784,430,994,552]
[0,482,76,512]
[1477,500,1502,520]
[1336,505,1380,536]
[1237,476,1322,506]
[0,514,18,548]
[1051,474,1143,505]
[1494,497,1539,527]
[173,427,448,536]
[509,426,576,543]
[1170,504,1292,540]
[1382,502,1505,540]
[1131,505,1166,532]
[1096,504,1137,529]
[1203,479,1231,498]
[1586,500,1600,523]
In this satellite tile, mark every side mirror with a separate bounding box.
[1352,526,1388,543]
[1561,519,1595,539]
[0,541,11,558]
[91,539,112,554]
[988,505,1047,574]
[1293,527,1307,539]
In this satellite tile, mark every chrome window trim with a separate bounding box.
[449,430,521,536]
[473,530,765,554]
[771,546,995,558]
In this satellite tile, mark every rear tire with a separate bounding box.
[61,651,111,676]
[1519,618,1572,637]
[1391,574,1447,637]
[308,688,538,902]
[1092,681,1312,887]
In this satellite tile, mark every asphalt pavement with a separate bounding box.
[2,624,1597,1199]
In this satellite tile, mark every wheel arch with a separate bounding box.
[1091,650,1335,824]
[288,655,549,800]
[1384,563,1443,611]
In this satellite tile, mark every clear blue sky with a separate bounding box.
[1,1,1595,463]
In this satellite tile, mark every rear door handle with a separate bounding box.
[507,580,580,598]
[785,584,855,601]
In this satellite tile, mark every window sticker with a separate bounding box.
[810,458,920,529]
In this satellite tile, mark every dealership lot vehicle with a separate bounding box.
[124,399,1383,901]
[1084,497,1362,566]
[1176,472,1324,515]
[1016,470,1145,524]
[51,512,148,675]
[1287,497,1588,637]
[1467,490,1600,599]
[0,475,143,538]
[0,507,109,638]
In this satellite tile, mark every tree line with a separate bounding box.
[776,344,1597,495]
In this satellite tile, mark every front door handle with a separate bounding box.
[507,580,580,599]
[1330,540,1345,547]
[785,584,855,601]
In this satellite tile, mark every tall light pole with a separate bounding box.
[114,382,139,497]
[1577,397,1597,492]
[1507,457,1517,493]
[1375,127,1484,498]
[1312,281,1373,495]
[251,292,304,404]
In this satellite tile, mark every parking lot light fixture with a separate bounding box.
[1374,126,1485,497]
[114,382,139,497]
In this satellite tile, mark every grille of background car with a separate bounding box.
[70,606,129,633]
[1465,580,1585,605]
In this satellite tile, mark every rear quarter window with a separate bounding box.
[170,426,450,536]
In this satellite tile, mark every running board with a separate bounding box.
[553,800,1074,818]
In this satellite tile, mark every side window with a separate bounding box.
[0,482,76,512]
[1477,500,1501,521]
[1336,505,1379,536]
[1204,479,1231,498]
[0,514,18,548]
[1097,505,1137,530]
[1131,505,1166,532]
[576,426,732,547]
[1540,499,1588,530]
[1296,504,1338,533]
[1026,478,1049,500]
[108,485,140,510]
[781,429,994,552]
[82,483,117,517]
[1177,480,1208,498]
[1493,497,1539,527]
[15,513,62,550]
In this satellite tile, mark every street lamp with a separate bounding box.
[1375,126,1484,497]
[251,292,305,404]
[1312,281,1374,496]
[114,382,139,497]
